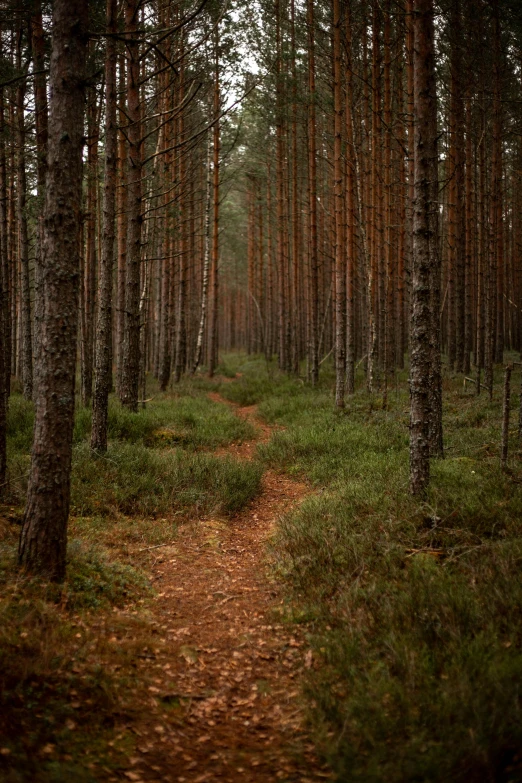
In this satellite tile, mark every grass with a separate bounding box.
[214,352,522,783]
[0,370,263,779]
[3,353,522,781]
[0,516,150,781]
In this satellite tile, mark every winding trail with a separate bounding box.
[115,390,330,783]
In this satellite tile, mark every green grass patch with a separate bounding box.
[73,389,254,449]
[222,353,522,781]
[71,441,262,519]
[1,368,264,778]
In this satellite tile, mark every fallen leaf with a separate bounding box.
[179,645,198,664]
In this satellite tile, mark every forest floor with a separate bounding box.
[0,371,331,783]
[100,393,330,783]
[1,354,522,782]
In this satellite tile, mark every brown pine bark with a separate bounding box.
[208,34,220,378]
[0,81,10,398]
[345,3,356,394]
[464,90,473,374]
[333,0,345,408]
[16,27,32,400]
[491,0,504,366]
[31,1,48,383]
[19,0,88,581]
[367,1,381,392]
[383,0,393,406]
[91,0,118,453]
[116,53,127,394]
[0,78,6,488]
[120,0,142,411]
[174,37,187,384]
[192,133,212,375]
[81,82,100,407]
[307,0,319,386]
[290,0,300,374]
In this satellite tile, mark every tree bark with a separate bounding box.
[19,0,88,581]
[208,33,220,378]
[410,0,440,496]
[333,0,345,408]
[120,0,142,411]
[91,0,117,453]
[16,28,32,400]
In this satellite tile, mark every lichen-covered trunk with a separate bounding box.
[18,0,88,581]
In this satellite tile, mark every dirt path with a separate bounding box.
[113,394,330,783]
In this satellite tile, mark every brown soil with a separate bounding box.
[111,395,330,783]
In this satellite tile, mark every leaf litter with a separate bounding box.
[108,392,332,782]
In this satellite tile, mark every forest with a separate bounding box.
[0,0,522,780]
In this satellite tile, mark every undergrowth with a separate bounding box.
[0,370,262,778]
[216,352,522,783]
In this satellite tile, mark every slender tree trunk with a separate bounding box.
[120,0,142,411]
[91,0,117,453]
[192,133,212,375]
[116,53,127,393]
[19,0,88,581]
[174,37,187,383]
[0,82,9,396]
[345,6,356,393]
[208,36,220,378]
[0,78,6,489]
[31,1,48,387]
[333,0,345,408]
[81,83,99,407]
[410,0,439,496]
[16,30,32,400]
[307,0,319,385]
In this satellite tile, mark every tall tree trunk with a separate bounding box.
[19,0,88,581]
[116,53,127,394]
[120,0,142,411]
[0,78,6,489]
[31,0,48,388]
[16,28,32,400]
[208,35,220,378]
[192,133,212,375]
[307,0,319,385]
[81,83,99,407]
[174,36,187,383]
[333,0,345,408]
[91,0,117,453]
[345,5,356,394]
[410,0,440,495]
